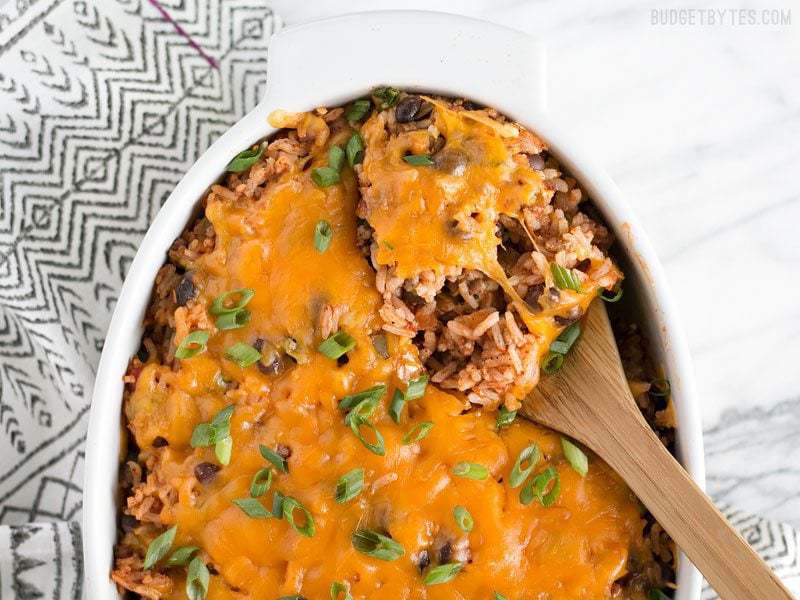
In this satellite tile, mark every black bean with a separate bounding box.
[276,443,292,459]
[524,283,545,310]
[395,95,422,123]
[438,541,453,564]
[254,338,285,375]
[575,258,592,272]
[462,100,483,110]
[136,343,149,363]
[431,135,446,154]
[120,514,138,533]
[337,353,350,366]
[152,436,168,448]
[175,274,197,306]
[417,550,430,573]
[433,149,468,176]
[194,462,221,484]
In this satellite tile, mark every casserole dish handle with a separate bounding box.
[262,11,547,118]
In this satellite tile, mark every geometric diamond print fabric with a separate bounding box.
[0,1,797,598]
[0,0,278,596]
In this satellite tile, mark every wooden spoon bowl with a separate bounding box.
[522,301,793,600]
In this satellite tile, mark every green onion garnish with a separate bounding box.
[520,466,561,507]
[402,421,434,445]
[347,415,385,456]
[372,86,401,109]
[351,529,405,561]
[346,133,365,167]
[164,545,198,567]
[423,562,463,585]
[282,496,315,537]
[210,288,255,315]
[389,389,406,424]
[549,323,581,355]
[650,590,671,600]
[277,596,306,600]
[314,220,333,253]
[650,378,671,397]
[224,342,261,368]
[312,166,340,188]
[405,374,429,400]
[509,443,541,488]
[494,593,509,600]
[249,467,273,498]
[186,556,210,600]
[496,407,517,430]
[259,444,288,473]
[191,405,235,465]
[175,330,210,359]
[346,99,372,123]
[338,384,387,412]
[551,263,582,292]
[271,490,285,518]
[541,351,565,374]
[335,467,364,503]
[600,286,623,303]
[328,145,345,172]
[330,581,353,600]
[452,461,489,480]
[318,331,355,359]
[561,437,588,477]
[233,497,272,519]
[453,505,474,532]
[143,525,176,569]
[226,146,262,173]
[403,154,434,166]
[215,309,251,331]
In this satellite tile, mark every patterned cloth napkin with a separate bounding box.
[0,1,796,598]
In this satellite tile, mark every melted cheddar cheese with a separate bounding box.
[121,98,655,600]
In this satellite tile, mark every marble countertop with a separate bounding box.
[273,0,800,526]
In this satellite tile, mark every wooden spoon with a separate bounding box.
[522,300,793,600]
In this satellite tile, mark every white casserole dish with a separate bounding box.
[83,11,705,599]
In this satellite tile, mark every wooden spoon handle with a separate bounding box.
[599,410,793,600]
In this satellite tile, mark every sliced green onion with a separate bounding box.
[405,374,428,400]
[314,220,333,253]
[494,593,509,600]
[318,331,355,359]
[551,263,582,292]
[509,443,541,488]
[351,529,404,561]
[496,407,517,430]
[346,99,371,123]
[600,286,624,303]
[453,505,474,532]
[190,423,214,447]
[328,145,345,172]
[277,596,306,600]
[549,323,581,355]
[650,378,671,397]
[186,556,210,600]
[346,133,365,167]
[214,435,232,465]
[250,467,273,498]
[389,389,406,424]
[541,351,565,375]
[402,421,434,445]
[345,395,381,423]
[175,330,209,359]
[271,490,285,518]
[650,590,671,600]
[423,562,463,585]
[259,445,288,473]
[226,146,262,173]
[233,497,272,519]
[330,581,353,600]
[143,525,176,569]
[312,166,340,188]
[224,342,261,368]
[371,334,389,358]
[338,384,387,412]
[347,416,385,456]
[520,466,561,507]
[282,496,315,537]
[452,461,489,480]
[164,545,198,567]
[373,86,401,109]
[215,309,251,331]
[210,288,255,315]
[561,437,588,477]
[211,404,234,436]
[335,467,364,503]
[403,154,434,166]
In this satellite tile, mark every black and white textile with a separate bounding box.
[0,1,796,598]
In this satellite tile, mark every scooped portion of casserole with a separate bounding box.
[113,90,676,599]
